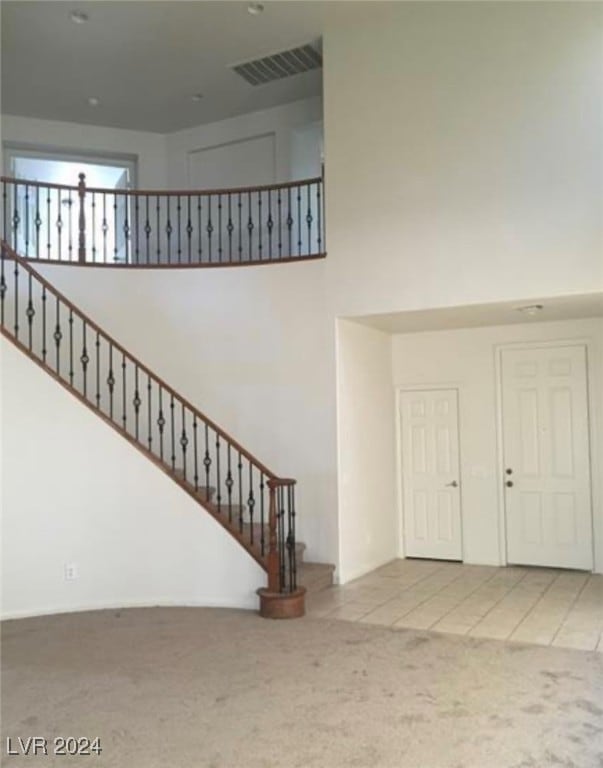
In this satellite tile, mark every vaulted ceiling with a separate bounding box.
[1,1,334,133]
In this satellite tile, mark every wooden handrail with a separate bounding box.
[1,175,323,198]
[0,240,280,481]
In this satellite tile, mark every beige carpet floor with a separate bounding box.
[1,607,603,768]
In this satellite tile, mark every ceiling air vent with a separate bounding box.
[231,43,322,86]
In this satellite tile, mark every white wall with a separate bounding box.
[336,319,396,582]
[1,114,167,189]
[32,260,339,569]
[391,318,603,572]
[0,339,266,619]
[324,2,603,317]
[166,97,323,189]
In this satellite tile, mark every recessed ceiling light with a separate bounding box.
[247,3,264,15]
[70,10,89,24]
[516,304,544,316]
[191,93,203,102]
[88,97,99,107]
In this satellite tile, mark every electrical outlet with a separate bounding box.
[64,563,78,581]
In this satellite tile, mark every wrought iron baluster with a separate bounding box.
[145,196,151,265]
[12,184,20,254]
[177,195,182,264]
[24,184,30,257]
[68,310,74,386]
[226,445,233,522]
[227,194,233,262]
[0,243,6,327]
[215,433,221,512]
[317,181,322,254]
[134,196,140,265]
[68,189,73,261]
[46,189,51,260]
[267,190,273,261]
[166,197,172,263]
[81,321,89,397]
[203,424,211,494]
[288,485,295,591]
[147,375,152,451]
[278,486,286,590]
[193,415,199,492]
[34,187,41,260]
[287,188,293,257]
[207,195,213,263]
[56,191,63,261]
[238,453,243,533]
[306,183,312,256]
[102,193,108,263]
[123,192,130,264]
[90,191,97,263]
[95,332,100,408]
[197,196,202,263]
[260,473,266,556]
[297,185,302,256]
[107,343,115,419]
[218,194,223,263]
[133,364,141,440]
[186,196,192,263]
[54,296,62,374]
[26,273,34,350]
[41,286,47,362]
[258,191,263,261]
[247,191,253,261]
[13,259,19,340]
[158,388,165,460]
[248,465,255,544]
[156,196,161,263]
[278,189,283,259]
[2,181,6,245]
[121,353,127,430]
[170,394,175,470]
[180,404,188,480]
[238,193,243,261]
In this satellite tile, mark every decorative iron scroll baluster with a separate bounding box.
[81,321,89,397]
[121,353,127,429]
[13,260,19,340]
[197,196,202,262]
[203,423,211,493]
[133,364,141,440]
[177,195,182,264]
[147,375,152,450]
[218,194,223,263]
[157,388,165,460]
[26,273,34,350]
[260,474,266,556]
[54,296,62,374]
[186,196,192,264]
[180,404,188,479]
[258,191,262,261]
[68,310,74,385]
[227,194,233,262]
[216,433,221,512]
[107,343,114,419]
[95,332,100,407]
[207,195,213,263]
[170,394,175,470]
[193,415,199,491]
[248,465,255,544]
[247,191,253,261]
[238,453,243,533]
[41,286,47,362]
[78,173,86,263]
[226,444,233,521]
[297,185,302,256]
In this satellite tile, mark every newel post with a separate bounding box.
[267,479,280,593]
[78,173,86,263]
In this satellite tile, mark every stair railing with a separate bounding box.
[1,174,325,267]
[0,240,298,594]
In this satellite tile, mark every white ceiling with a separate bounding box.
[352,293,603,335]
[1,1,333,133]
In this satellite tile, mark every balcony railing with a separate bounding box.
[1,175,325,267]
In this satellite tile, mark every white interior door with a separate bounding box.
[400,389,462,560]
[501,345,593,570]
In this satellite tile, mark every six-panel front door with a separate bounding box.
[501,345,593,570]
[400,389,462,560]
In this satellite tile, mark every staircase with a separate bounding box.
[0,241,332,618]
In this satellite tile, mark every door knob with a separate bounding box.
[506,480,513,488]
[446,481,458,488]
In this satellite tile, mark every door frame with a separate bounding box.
[396,384,465,562]
[494,339,596,570]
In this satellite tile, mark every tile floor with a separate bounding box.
[306,559,603,652]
